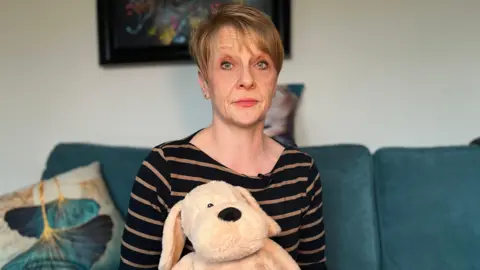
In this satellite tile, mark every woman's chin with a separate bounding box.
[226,111,267,128]
[230,117,264,128]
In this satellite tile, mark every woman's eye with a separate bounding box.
[207,203,214,208]
[257,61,269,69]
[220,61,232,69]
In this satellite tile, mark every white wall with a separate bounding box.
[1,0,479,195]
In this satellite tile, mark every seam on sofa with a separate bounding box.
[372,150,385,270]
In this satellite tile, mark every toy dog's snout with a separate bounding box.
[217,206,242,222]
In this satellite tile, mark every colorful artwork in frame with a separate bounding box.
[96,0,291,65]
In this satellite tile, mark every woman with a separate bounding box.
[119,4,327,270]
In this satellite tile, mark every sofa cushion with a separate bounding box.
[301,145,380,270]
[264,83,305,147]
[42,143,150,218]
[0,162,124,269]
[374,146,480,270]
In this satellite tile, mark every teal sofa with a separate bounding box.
[41,142,480,270]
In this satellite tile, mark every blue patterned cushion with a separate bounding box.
[0,162,124,269]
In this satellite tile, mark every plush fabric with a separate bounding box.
[159,181,300,270]
[42,143,149,218]
[374,146,480,270]
[264,83,304,147]
[301,145,381,270]
[0,162,124,269]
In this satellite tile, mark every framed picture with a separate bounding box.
[96,0,291,65]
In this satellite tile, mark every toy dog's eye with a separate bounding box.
[207,203,214,208]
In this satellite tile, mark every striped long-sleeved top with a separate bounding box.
[119,133,327,270]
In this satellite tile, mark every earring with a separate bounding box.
[203,92,209,99]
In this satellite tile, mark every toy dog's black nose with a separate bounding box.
[218,207,242,222]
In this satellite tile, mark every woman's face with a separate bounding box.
[199,26,278,128]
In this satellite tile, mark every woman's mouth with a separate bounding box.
[234,98,258,108]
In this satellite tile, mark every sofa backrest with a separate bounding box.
[302,145,381,270]
[42,142,382,270]
[373,146,480,270]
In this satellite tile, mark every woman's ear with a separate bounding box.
[159,201,185,270]
[197,70,210,99]
[234,186,281,237]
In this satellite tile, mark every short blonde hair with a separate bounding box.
[189,4,284,78]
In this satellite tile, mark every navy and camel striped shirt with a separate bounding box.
[119,134,327,270]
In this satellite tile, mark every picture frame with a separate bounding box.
[96,0,291,65]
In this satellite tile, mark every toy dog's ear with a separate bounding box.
[235,186,281,237]
[159,201,185,270]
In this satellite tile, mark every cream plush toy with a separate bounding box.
[158,181,300,270]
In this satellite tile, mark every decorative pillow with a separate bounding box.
[471,137,480,146]
[0,161,124,269]
[264,83,305,147]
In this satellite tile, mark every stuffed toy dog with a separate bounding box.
[158,181,300,270]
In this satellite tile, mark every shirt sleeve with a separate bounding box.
[119,147,172,269]
[297,159,327,270]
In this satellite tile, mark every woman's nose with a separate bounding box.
[238,68,255,89]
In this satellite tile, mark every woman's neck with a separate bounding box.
[210,121,267,161]
[190,120,281,176]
